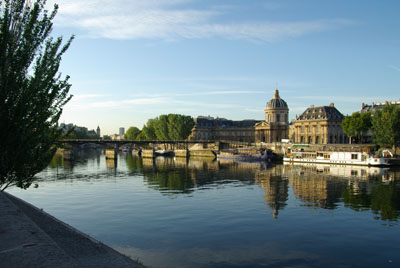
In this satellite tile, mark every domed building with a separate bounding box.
[255,89,289,142]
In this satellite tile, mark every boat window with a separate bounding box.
[351,154,358,160]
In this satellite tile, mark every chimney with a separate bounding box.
[329,103,335,107]
[310,104,314,108]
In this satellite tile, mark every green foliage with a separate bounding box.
[138,114,195,140]
[342,181,400,221]
[125,126,141,140]
[0,0,73,190]
[139,119,156,140]
[372,104,400,150]
[341,112,372,143]
[154,114,169,140]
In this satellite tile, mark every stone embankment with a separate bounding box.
[0,191,146,268]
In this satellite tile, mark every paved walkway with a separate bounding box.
[0,191,146,268]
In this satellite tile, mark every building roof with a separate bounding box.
[194,116,261,128]
[295,103,344,121]
[361,100,400,113]
[266,89,288,110]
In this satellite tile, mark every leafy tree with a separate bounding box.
[0,0,73,191]
[167,114,195,140]
[341,112,372,143]
[372,104,400,153]
[125,126,141,140]
[154,114,169,140]
[140,119,157,140]
[137,114,195,141]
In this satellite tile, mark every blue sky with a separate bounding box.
[48,0,400,135]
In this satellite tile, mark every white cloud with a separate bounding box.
[49,0,351,42]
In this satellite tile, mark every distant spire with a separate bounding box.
[274,89,280,99]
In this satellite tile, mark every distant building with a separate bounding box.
[96,126,101,137]
[110,134,125,141]
[361,100,400,113]
[360,100,400,143]
[189,116,260,142]
[119,127,125,135]
[289,103,348,144]
[255,89,289,143]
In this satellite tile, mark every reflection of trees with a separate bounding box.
[342,180,400,221]
[124,154,144,174]
[256,165,288,219]
[139,157,262,195]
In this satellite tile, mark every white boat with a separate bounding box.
[283,150,392,166]
[155,149,174,157]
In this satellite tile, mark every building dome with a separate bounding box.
[266,89,288,109]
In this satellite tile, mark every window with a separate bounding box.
[351,154,358,160]
[277,114,280,122]
[268,114,271,122]
[301,125,305,133]
[316,136,320,144]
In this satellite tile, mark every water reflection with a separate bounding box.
[121,153,400,222]
[255,165,288,219]
[342,180,400,221]
[44,150,400,223]
[9,151,400,268]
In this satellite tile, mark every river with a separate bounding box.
[7,149,400,268]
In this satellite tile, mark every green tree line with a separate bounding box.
[342,104,400,152]
[125,114,195,141]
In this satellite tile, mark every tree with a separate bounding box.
[341,112,372,144]
[372,104,400,153]
[167,114,195,140]
[0,0,73,191]
[154,114,170,140]
[140,119,157,140]
[125,126,141,140]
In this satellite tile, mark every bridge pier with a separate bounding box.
[63,148,73,160]
[105,144,119,159]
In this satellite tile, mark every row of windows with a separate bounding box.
[297,135,348,144]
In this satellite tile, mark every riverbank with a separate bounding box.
[0,191,146,268]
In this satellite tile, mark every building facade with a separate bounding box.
[254,89,289,143]
[189,116,260,142]
[361,100,400,113]
[289,103,347,144]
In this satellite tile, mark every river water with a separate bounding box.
[7,149,400,268]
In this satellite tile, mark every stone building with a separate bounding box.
[254,89,289,143]
[361,100,400,113]
[289,103,347,144]
[189,116,260,142]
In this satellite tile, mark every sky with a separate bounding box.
[46,0,400,135]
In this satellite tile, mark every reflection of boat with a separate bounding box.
[120,145,132,153]
[284,150,392,166]
[217,148,273,161]
[284,162,389,179]
[155,150,174,157]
